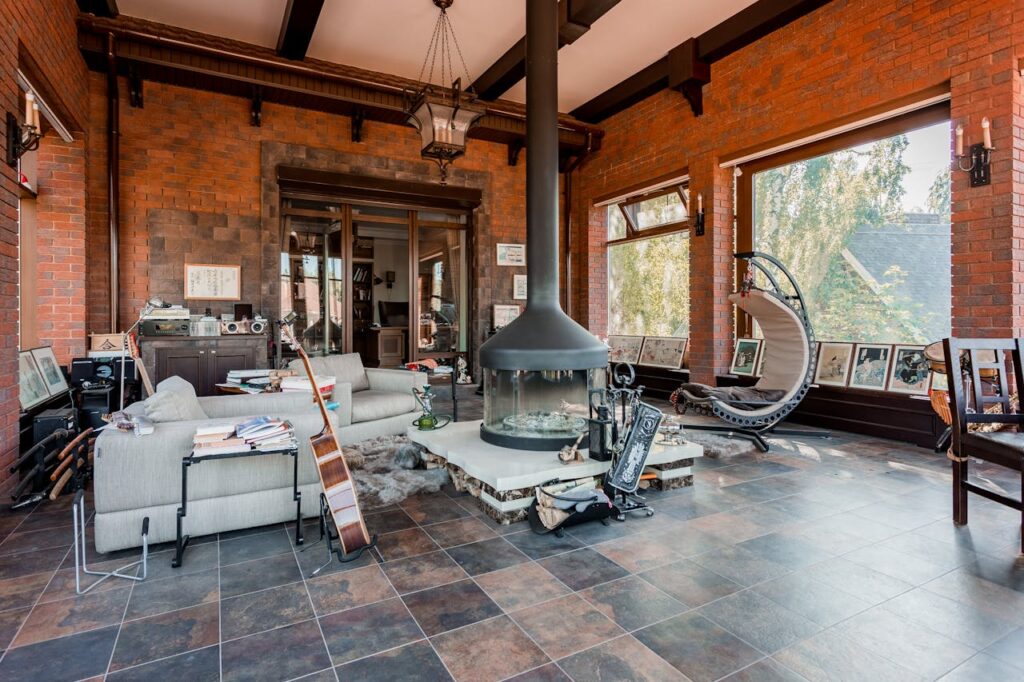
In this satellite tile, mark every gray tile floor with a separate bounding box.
[0,397,1021,681]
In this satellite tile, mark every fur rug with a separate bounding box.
[346,436,449,510]
[680,431,760,459]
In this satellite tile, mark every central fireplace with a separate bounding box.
[478,0,608,451]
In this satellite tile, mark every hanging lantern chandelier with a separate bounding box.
[407,0,485,184]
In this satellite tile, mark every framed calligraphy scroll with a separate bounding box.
[184,263,241,301]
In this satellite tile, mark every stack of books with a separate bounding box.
[280,375,335,397]
[192,417,297,455]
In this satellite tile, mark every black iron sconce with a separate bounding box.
[954,117,994,187]
[385,271,396,289]
[5,93,41,168]
[694,192,706,236]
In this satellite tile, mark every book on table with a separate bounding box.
[192,417,295,454]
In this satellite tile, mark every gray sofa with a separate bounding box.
[93,355,425,553]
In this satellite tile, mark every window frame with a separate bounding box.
[608,182,690,247]
[734,103,951,338]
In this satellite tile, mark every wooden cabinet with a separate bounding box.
[363,327,407,367]
[141,335,268,396]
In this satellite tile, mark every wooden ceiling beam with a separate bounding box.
[276,0,325,61]
[571,0,834,123]
[76,0,118,17]
[471,0,621,101]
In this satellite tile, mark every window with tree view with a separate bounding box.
[607,185,690,336]
[752,120,951,344]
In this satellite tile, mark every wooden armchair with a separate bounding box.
[942,337,1024,553]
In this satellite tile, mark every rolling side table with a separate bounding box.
[172,440,303,568]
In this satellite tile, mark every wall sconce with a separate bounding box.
[954,117,993,187]
[694,193,706,236]
[385,271,396,289]
[5,92,41,167]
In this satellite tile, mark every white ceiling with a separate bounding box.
[116,0,760,113]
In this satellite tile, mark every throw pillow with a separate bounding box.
[144,376,208,423]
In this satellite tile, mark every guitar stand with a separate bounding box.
[305,493,378,578]
[72,488,149,594]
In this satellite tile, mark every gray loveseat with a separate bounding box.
[93,356,425,553]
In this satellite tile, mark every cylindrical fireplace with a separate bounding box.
[478,0,609,451]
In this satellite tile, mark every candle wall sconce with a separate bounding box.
[694,193,706,236]
[954,117,993,188]
[5,92,41,168]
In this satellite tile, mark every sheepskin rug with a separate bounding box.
[347,436,449,510]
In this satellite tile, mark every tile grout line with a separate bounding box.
[217,534,223,681]
[102,552,140,677]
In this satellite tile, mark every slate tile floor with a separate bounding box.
[0,407,1021,680]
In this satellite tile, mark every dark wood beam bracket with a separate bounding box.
[572,0,833,122]
[472,0,621,101]
[128,67,143,108]
[77,0,118,17]
[276,0,325,61]
[251,86,262,127]
[507,138,524,166]
[351,107,364,143]
[667,39,709,118]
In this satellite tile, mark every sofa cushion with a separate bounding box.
[143,376,207,423]
[351,390,417,424]
[289,353,369,392]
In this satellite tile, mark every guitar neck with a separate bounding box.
[294,346,332,430]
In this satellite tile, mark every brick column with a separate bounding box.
[688,156,734,384]
[949,10,1024,338]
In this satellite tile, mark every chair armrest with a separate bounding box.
[333,382,353,427]
[365,368,427,394]
[198,392,318,419]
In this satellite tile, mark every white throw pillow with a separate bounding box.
[290,353,370,392]
[143,376,208,423]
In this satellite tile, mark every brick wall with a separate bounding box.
[84,79,530,364]
[573,0,1024,382]
[0,0,88,493]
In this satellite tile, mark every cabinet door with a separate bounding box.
[205,346,255,395]
[155,347,205,393]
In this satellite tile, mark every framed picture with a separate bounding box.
[496,243,525,267]
[30,347,69,397]
[493,304,521,328]
[607,335,644,364]
[848,343,892,391]
[184,263,241,300]
[888,345,931,394]
[814,342,854,387]
[639,336,687,369]
[513,274,527,300]
[730,338,762,376]
[931,371,948,392]
[18,351,49,411]
[755,350,766,377]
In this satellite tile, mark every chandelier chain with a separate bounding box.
[414,5,474,93]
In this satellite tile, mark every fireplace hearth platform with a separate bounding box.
[408,421,703,524]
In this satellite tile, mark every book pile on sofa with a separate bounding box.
[192,416,297,455]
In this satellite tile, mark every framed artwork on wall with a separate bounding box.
[848,343,892,391]
[18,351,49,410]
[184,263,241,300]
[730,338,762,376]
[30,347,69,397]
[607,335,644,364]
[513,274,527,300]
[638,336,687,369]
[814,342,854,387]
[496,243,525,267]
[493,304,521,329]
[888,345,931,394]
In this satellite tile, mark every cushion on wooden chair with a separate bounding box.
[960,431,1024,469]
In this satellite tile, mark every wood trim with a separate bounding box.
[277,166,482,210]
[721,85,951,167]
[76,0,118,17]
[18,197,39,350]
[276,0,325,61]
[606,221,690,248]
[733,100,951,337]
[593,167,689,206]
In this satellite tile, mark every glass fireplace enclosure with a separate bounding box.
[481,367,607,450]
[278,196,470,366]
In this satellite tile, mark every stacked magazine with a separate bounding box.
[192,417,297,455]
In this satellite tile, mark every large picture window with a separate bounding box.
[606,183,690,337]
[743,111,951,344]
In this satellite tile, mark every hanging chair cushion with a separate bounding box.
[677,383,787,411]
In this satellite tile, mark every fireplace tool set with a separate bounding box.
[529,364,663,534]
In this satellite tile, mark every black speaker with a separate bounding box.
[33,408,77,445]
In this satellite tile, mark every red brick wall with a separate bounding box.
[0,0,88,493]
[84,78,530,353]
[574,0,1024,382]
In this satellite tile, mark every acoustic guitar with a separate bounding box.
[279,315,375,560]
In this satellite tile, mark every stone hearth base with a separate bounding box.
[409,421,703,524]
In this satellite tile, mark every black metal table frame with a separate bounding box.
[172,444,303,568]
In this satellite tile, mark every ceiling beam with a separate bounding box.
[471,0,621,101]
[276,0,325,60]
[76,0,118,17]
[571,0,833,123]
